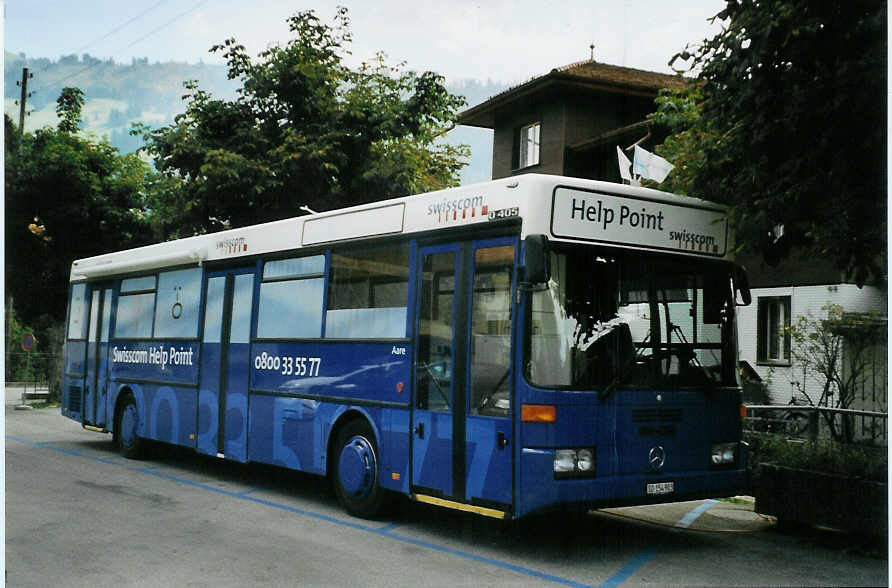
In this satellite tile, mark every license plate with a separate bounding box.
[646,482,674,495]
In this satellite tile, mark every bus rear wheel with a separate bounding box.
[332,419,386,519]
[115,393,144,459]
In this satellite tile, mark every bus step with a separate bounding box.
[412,494,509,520]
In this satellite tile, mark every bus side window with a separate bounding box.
[257,255,325,339]
[67,283,89,340]
[326,244,410,339]
[154,268,203,339]
[416,252,455,411]
[116,276,157,339]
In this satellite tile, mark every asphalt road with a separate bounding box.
[6,407,888,587]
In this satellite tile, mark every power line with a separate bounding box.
[117,0,209,54]
[30,0,170,78]
[72,0,171,57]
[31,0,208,95]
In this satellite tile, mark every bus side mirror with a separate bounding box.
[523,234,550,285]
[734,264,751,306]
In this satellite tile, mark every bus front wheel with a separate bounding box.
[115,393,144,459]
[332,419,386,519]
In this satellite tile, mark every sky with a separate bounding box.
[5,0,726,83]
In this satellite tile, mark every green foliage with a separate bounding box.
[138,8,469,236]
[5,104,156,330]
[4,303,65,399]
[5,304,35,381]
[6,52,503,184]
[748,433,887,483]
[648,85,714,196]
[55,87,85,133]
[653,0,886,284]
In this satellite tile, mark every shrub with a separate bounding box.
[747,433,887,484]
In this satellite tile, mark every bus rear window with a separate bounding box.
[326,244,409,339]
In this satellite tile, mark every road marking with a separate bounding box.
[375,521,403,533]
[675,499,719,528]
[8,434,666,587]
[598,546,659,588]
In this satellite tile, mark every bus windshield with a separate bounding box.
[526,247,735,390]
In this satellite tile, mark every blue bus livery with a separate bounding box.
[62,174,751,519]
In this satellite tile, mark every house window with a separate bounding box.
[518,122,540,168]
[757,296,791,364]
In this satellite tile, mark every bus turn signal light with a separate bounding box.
[521,404,556,422]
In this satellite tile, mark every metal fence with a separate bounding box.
[5,352,61,402]
[745,404,887,445]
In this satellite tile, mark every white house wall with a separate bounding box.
[737,283,887,405]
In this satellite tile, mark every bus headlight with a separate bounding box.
[554,448,596,478]
[577,449,595,473]
[554,450,577,473]
[710,442,737,465]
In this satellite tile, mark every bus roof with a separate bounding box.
[70,175,730,281]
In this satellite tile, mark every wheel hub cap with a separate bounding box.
[338,436,375,498]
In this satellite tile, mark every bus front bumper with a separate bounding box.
[517,447,748,518]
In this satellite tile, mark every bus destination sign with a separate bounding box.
[550,187,728,257]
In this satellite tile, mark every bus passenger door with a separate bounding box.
[412,238,516,509]
[464,239,516,507]
[413,244,463,498]
[198,268,254,462]
[84,285,113,427]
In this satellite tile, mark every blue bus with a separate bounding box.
[62,174,750,519]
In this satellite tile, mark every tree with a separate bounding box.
[138,8,469,237]
[5,108,156,331]
[789,304,886,442]
[647,85,713,197]
[56,87,85,133]
[652,0,886,284]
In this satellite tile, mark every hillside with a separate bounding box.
[4,52,504,185]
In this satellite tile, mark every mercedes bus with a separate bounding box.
[62,174,750,520]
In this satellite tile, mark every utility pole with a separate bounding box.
[16,67,33,136]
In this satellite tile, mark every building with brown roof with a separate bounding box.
[458,58,686,181]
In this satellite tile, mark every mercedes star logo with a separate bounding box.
[649,445,666,471]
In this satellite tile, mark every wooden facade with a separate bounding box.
[458,59,686,181]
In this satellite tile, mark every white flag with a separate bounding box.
[616,146,632,181]
[633,145,674,183]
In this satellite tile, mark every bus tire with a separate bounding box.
[331,419,386,519]
[115,393,144,459]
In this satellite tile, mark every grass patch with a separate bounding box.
[27,402,60,410]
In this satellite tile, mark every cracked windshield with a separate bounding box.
[527,248,735,390]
